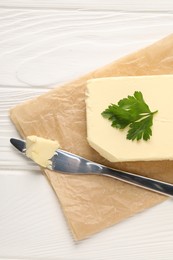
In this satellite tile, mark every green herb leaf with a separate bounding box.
[101,91,158,141]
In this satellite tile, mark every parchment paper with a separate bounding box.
[10,34,173,240]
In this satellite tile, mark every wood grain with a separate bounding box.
[0,4,173,259]
[0,0,173,11]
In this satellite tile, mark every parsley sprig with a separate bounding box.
[101,91,158,141]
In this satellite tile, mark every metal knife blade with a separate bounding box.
[10,138,173,197]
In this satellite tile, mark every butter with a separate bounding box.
[26,136,60,167]
[86,75,173,162]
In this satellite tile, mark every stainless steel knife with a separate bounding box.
[10,138,173,197]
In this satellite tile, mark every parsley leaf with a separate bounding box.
[101,91,158,141]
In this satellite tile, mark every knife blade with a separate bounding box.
[10,137,173,197]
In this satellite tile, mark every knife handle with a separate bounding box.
[101,166,173,197]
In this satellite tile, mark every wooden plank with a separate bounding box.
[0,5,173,259]
[0,0,173,12]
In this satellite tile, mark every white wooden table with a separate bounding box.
[0,1,173,259]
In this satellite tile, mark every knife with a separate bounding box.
[10,138,173,197]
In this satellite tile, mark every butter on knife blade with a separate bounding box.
[26,135,60,168]
[10,136,173,197]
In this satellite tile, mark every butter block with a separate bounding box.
[26,136,60,167]
[86,75,173,162]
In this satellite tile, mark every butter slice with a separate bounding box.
[86,75,173,162]
[26,136,60,167]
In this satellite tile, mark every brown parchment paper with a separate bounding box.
[10,34,173,240]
